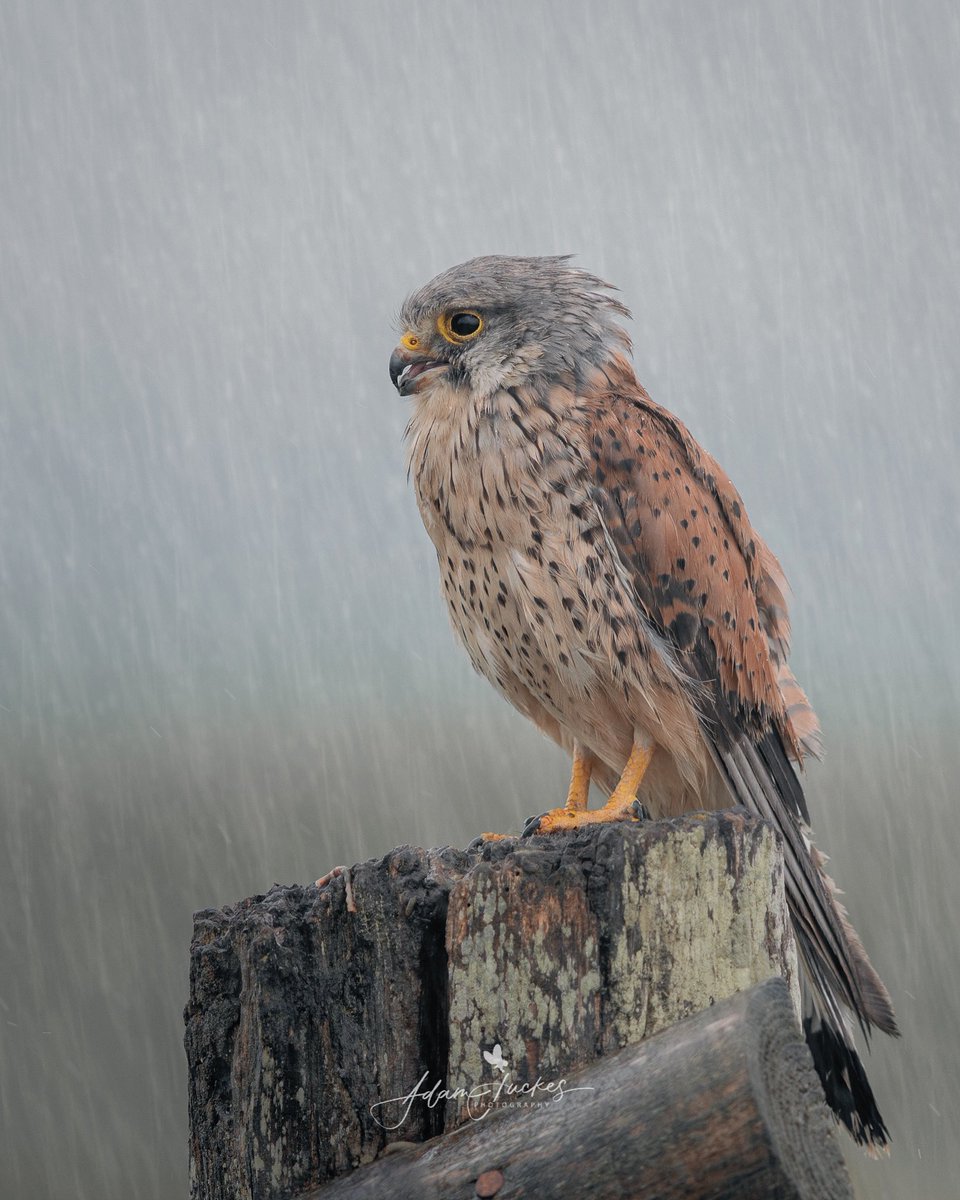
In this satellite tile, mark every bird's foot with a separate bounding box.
[315,864,348,888]
[315,864,357,912]
[466,830,520,850]
[522,798,649,837]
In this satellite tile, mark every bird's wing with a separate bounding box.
[578,369,896,1044]
[580,375,817,769]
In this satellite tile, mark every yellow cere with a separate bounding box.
[400,332,421,351]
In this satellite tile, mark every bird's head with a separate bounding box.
[390,255,632,401]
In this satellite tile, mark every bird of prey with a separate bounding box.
[389,255,898,1148]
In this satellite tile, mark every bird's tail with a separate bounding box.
[801,981,891,1149]
[708,728,898,1150]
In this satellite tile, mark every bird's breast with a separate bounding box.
[409,392,568,550]
[409,394,587,665]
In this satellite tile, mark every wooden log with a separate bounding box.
[185,812,819,1200]
[296,978,852,1200]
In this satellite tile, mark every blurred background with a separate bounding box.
[1,1,958,1195]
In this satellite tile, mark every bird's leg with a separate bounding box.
[524,735,654,836]
[472,743,596,845]
[600,736,654,816]
[564,741,595,814]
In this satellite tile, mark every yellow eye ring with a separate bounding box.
[438,311,483,344]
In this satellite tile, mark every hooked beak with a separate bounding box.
[389,345,449,397]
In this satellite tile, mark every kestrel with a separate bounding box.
[390,256,898,1148]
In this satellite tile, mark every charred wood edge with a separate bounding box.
[184,843,477,1197]
[295,977,852,1200]
[416,873,452,1139]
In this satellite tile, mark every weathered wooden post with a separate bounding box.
[184,810,849,1200]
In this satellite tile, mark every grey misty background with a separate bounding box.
[1,0,957,1196]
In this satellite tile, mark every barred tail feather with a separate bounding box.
[809,843,899,1037]
[802,987,891,1150]
[707,728,897,1149]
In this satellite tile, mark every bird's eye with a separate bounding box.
[450,312,481,337]
[438,311,483,343]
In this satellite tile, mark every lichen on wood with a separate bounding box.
[443,811,799,1127]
